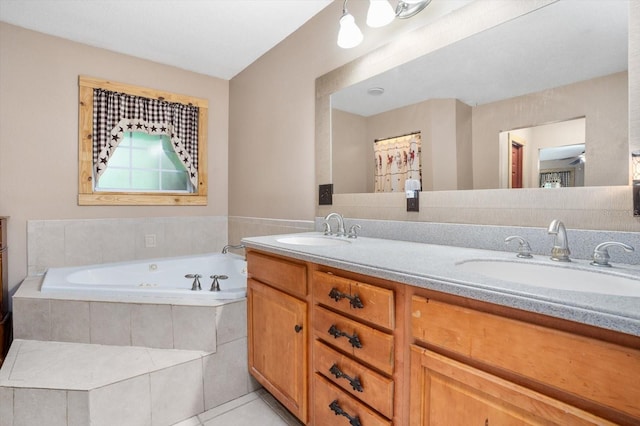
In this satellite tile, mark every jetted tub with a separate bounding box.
[41,253,247,299]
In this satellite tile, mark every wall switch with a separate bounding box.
[319,183,333,205]
[145,234,157,248]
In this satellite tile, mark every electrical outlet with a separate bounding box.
[145,234,157,248]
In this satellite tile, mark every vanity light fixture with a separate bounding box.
[337,0,364,49]
[338,0,432,48]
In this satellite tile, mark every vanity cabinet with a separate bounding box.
[311,270,396,425]
[410,296,640,425]
[246,249,640,426]
[247,251,309,422]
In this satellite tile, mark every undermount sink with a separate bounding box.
[276,235,351,246]
[457,260,640,297]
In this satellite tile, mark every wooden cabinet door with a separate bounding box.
[248,278,308,422]
[409,345,614,426]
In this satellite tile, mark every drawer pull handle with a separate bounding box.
[329,363,363,392]
[294,324,303,333]
[328,325,363,348]
[329,400,362,426]
[329,288,364,309]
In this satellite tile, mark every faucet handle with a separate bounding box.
[505,236,533,258]
[347,224,361,239]
[322,221,331,235]
[591,241,635,267]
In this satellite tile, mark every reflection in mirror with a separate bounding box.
[330,0,629,194]
[498,118,586,189]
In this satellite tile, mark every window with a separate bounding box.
[78,76,208,205]
[96,132,194,193]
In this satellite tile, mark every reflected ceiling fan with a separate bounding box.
[568,152,586,166]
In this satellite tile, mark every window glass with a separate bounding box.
[96,132,193,193]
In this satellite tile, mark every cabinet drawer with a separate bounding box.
[411,296,640,420]
[314,306,394,375]
[313,374,391,426]
[314,340,394,419]
[247,251,307,297]
[313,271,394,329]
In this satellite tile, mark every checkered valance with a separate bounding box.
[93,88,199,188]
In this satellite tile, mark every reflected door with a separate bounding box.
[511,142,523,188]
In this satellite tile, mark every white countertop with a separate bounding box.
[242,232,640,337]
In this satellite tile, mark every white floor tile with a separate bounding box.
[202,398,288,426]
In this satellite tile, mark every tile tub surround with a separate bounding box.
[315,217,640,265]
[27,216,229,276]
[243,232,640,337]
[12,276,247,351]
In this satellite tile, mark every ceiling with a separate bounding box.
[331,0,629,116]
[0,0,332,80]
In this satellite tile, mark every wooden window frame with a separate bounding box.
[78,76,208,205]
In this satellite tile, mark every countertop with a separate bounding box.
[242,232,640,337]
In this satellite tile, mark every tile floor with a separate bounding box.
[173,389,303,426]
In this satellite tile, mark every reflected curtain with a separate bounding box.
[92,89,199,188]
[374,132,421,192]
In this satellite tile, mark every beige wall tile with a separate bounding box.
[215,300,247,345]
[12,298,50,340]
[150,359,204,426]
[0,387,13,426]
[13,388,66,426]
[90,302,132,346]
[50,300,90,343]
[172,305,217,352]
[202,338,250,410]
[131,304,173,349]
[89,375,152,426]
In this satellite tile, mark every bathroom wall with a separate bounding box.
[0,23,229,297]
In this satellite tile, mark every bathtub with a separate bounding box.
[41,253,247,299]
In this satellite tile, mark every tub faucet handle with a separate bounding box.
[209,274,228,292]
[185,274,202,291]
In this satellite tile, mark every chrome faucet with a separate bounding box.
[548,219,571,262]
[591,241,635,267]
[324,212,345,236]
[222,244,245,254]
[505,235,533,258]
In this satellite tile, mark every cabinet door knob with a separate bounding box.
[329,400,362,426]
[294,324,303,333]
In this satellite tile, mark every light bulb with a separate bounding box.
[367,0,395,28]
[337,12,363,49]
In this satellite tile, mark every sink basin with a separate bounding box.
[457,260,640,297]
[276,236,351,246]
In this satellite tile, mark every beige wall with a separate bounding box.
[0,23,229,292]
[228,0,459,220]
[332,109,368,194]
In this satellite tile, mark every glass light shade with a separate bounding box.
[337,13,363,48]
[367,0,395,28]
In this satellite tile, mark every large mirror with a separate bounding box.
[328,0,629,194]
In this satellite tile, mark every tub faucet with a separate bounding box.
[324,212,345,236]
[222,244,245,254]
[548,219,571,262]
